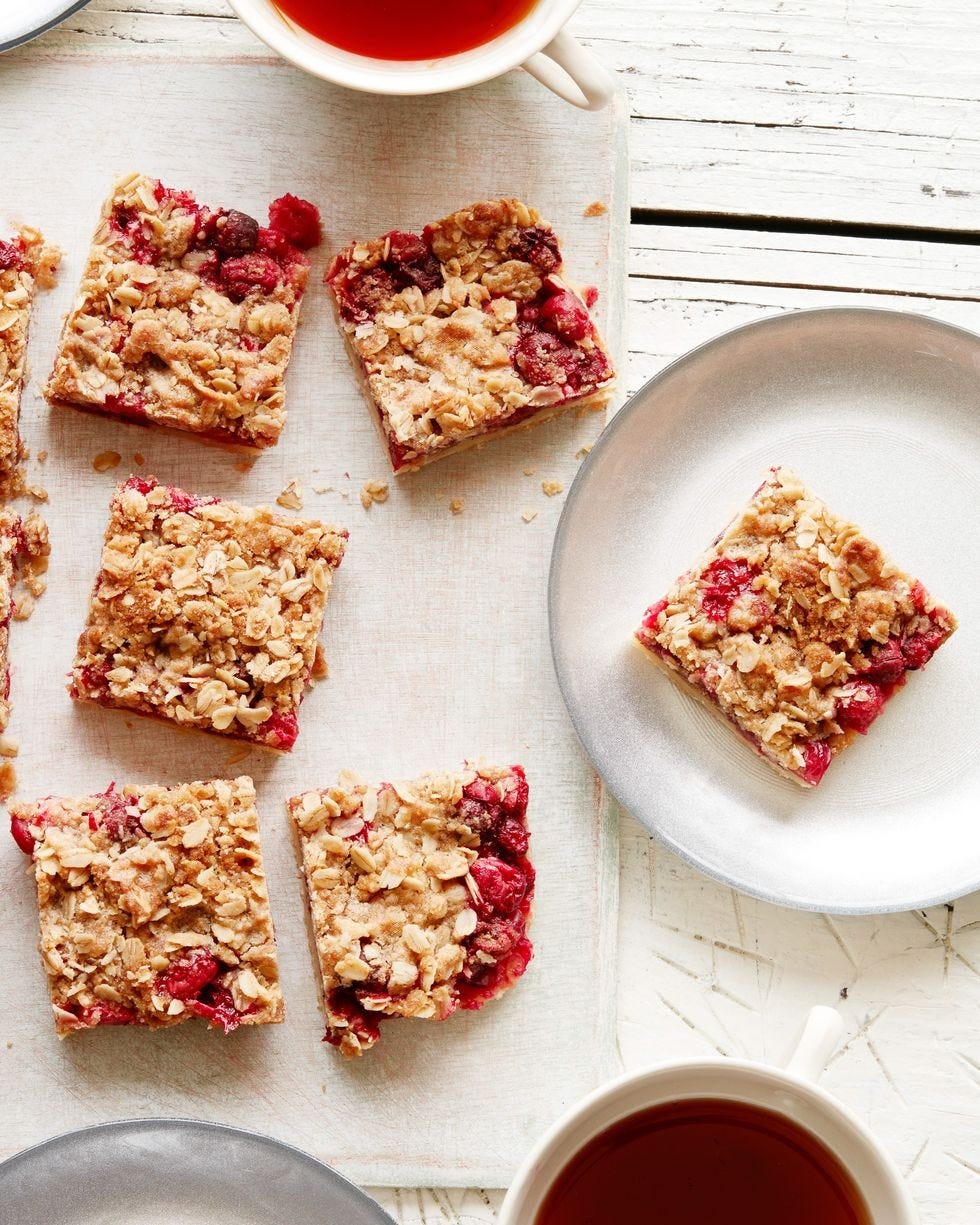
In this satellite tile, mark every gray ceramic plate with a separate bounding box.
[1,1,91,53]
[550,308,979,914]
[0,1118,396,1225]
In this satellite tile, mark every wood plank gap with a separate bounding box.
[631,273,980,306]
[630,207,980,246]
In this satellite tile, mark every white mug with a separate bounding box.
[226,0,616,110]
[499,1007,918,1224]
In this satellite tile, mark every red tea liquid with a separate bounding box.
[536,1098,873,1225]
[273,0,539,61]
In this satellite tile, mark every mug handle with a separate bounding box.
[784,1005,845,1082]
[522,28,616,111]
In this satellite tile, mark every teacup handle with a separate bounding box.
[522,29,616,111]
[784,1005,845,1081]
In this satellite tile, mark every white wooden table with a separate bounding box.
[16,3,980,1221]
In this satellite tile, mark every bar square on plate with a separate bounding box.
[288,764,533,1056]
[70,476,347,751]
[9,776,283,1036]
[326,198,615,472]
[0,226,60,473]
[46,173,321,448]
[635,466,957,787]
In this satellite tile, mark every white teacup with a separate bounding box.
[226,0,615,110]
[499,1006,918,1224]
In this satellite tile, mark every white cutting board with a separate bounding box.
[0,51,628,1187]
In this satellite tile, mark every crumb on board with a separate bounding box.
[133,451,146,466]
[92,450,121,473]
[541,480,564,497]
[312,643,329,680]
[450,497,465,515]
[27,484,47,503]
[523,466,537,477]
[575,444,593,460]
[583,200,608,217]
[360,479,390,509]
[233,459,255,474]
[0,736,18,758]
[0,762,15,801]
[12,593,34,621]
[36,450,47,463]
[276,477,304,510]
[521,509,538,524]
[313,484,334,494]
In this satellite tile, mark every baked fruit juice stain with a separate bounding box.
[273,0,539,60]
[535,1099,872,1225]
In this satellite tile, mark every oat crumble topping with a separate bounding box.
[635,467,957,786]
[359,479,389,509]
[276,477,304,510]
[0,509,49,731]
[70,476,347,751]
[10,776,283,1036]
[326,199,614,473]
[46,173,321,448]
[288,764,533,1057]
[541,479,563,497]
[0,227,61,474]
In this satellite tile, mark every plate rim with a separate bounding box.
[0,1115,396,1222]
[1,0,92,55]
[549,305,980,915]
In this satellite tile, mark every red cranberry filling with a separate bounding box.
[10,816,38,855]
[538,287,592,342]
[268,194,323,250]
[699,557,758,622]
[109,206,159,266]
[263,709,299,750]
[103,390,147,420]
[213,209,260,255]
[499,765,529,817]
[93,785,145,840]
[328,229,444,322]
[220,252,282,300]
[836,680,886,735]
[0,239,24,272]
[188,983,254,1034]
[858,639,906,686]
[155,949,220,1001]
[469,856,529,917]
[326,987,382,1049]
[799,740,833,786]
[901,626,946,670]
[641,598,668,629]
[72,1001,140,1028]
[512,328,610,394]
[458,935,533,1010]
[505,225,561,272]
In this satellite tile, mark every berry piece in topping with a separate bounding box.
[463,776,498,806]
[800,740,833,786]
[641,599,668,629]
[699,556,757,622]
[95,787,145,840]
[155,949,220,1001]
[0,240,23,271]
[836,680,886,735]
[469,856,529,917]
[188,983,251,1034]
[901,626,947,670]
[10,815,37,855]
[102,390,147,419]
[499,766,529,818]
[215,209,259,255]
[506,225,561,271]
[496,817,530,857]
[539,287,592,342]
[74,1001,140,1027]
[385,230,443,293]
[263,709,299,750]
[268,194,322,250]
[512,329,610,393]
[859,639,906,686]
[325,988,382,1051]
[220,252,282,299]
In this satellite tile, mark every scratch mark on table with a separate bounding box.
[946,1152,980,1179]
[655,990,730,1056]
[905,1139,929,1177]
[866,1035,908,1106]
[821,912,859,970]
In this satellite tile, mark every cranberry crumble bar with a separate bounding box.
[70,476,347,751]
[46,173,321,448]
[0,510,49,732]
[635,467,957,787]
[10,776,283,1036]
[288,764,533,1056]
[326,199,614,472]
[0,227,61,473]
